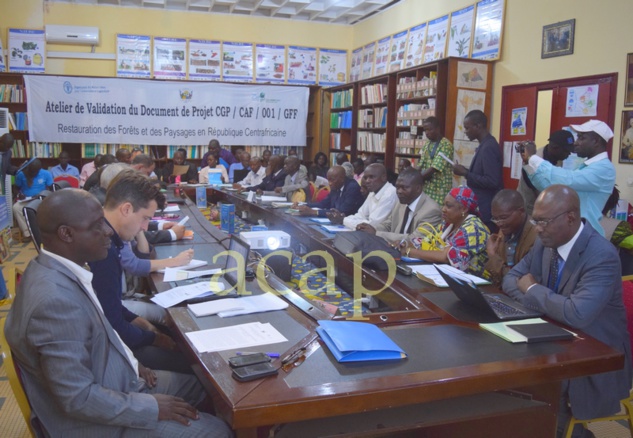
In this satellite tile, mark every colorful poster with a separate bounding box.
[188,40,221,81]
[255,44,285,83]
[25,75,309,147]
[319,49,347,86]
[453,89,486,141]
[222,42,254,82]
[349,47,363,82]
[116,34,151,78]
[389,30,408,72]
[511,107,527,136]
[0,37,6,72]
[8,29,46,74]
[361,42,376,79]
[566,85,599,117]
[287,46,317,85]
[456,61,488,89]
[373,36,391,76]
[447,5,475,58]
[424,15,450,63]
[153,37,186,80]
[472,0,505,60]
[405,23,427,68]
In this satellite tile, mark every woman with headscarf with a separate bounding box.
[401,186,490,276]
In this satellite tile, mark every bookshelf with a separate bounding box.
[321,57,492,171]
[325,84,355,160]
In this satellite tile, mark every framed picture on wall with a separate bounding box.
[541,19,575,59]
[625,53,633,106]
[619,110,633,164]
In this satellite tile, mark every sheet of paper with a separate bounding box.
[261,195,288,202]
[150,281,225,308]
[321,225,353,233]
[438,151,454,165]
[218,292,289,317]
[162,267,221,282]
[185,322,288,353]
[310,218,330,224]
[503,141,513,167]
[187,299,244,317]
[157,259,207,273]
[178,216,190,226]
[163,205,181,212]
[480,318,546,343]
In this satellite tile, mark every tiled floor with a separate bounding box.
[0,235,630,437]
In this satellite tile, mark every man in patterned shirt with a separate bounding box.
[418,117,454,205]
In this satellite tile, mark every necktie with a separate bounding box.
[548,249,560,291]
[399,206,411,234]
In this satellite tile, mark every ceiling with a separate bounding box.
[50,0,402,25]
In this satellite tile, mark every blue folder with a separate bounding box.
[316,320,407,363]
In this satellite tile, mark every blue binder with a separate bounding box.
[316,320,407,363]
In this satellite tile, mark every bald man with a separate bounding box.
[343,163,397,229]
[5,189,230,437]
[296,166,363,218]
[503,185,632,438]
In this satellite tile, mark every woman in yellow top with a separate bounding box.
[402,186,490,276]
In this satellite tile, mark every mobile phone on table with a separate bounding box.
[228,353,271,368]
[232,362,278,382]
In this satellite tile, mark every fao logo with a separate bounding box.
[63,81,73,94]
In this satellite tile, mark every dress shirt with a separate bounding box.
[343,182,397,229]
[401,195,420,233]
[527,151,614,235]
[307,177,364,216]
[240,166,266,187]
[79,160,96,187]
[41,248,139,374]
[50,163,80,179]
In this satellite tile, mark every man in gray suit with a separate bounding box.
[272,155,308,200]
[503,185,632,438]
[5,189,231,437]
[357,168,441,244]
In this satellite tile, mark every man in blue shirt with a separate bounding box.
[49,151,80,179]
[296,166,364,218]
[228,150,251,183]
[13,159,53,238]
[521,120,615,236]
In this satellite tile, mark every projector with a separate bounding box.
[240,230,291,250]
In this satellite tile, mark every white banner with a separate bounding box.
[24,75,309,146]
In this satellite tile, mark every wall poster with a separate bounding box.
[116,34,151,78]
[222,42,254,82]
[287,46,317,85]
[255,44,285,83]
[8,28,46,74]
[405,23,427,68]
[424,15,450,63]
[188,39,221,81]
[361,42,376,80]
[153,37,186,80]
[389,30,408,72]
[447,5,475,58]
[319,48,347,86]
[373,36,391,76]
[472,0,505,60]
[349,47,363,82]
[565,85,598,117]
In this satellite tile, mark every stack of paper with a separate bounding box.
[150,281,225,308]
[412,264,490,287]
[185,322,288,353]
[321,224,352,233]
[157,259,207,273]
[187,299,244,317]
[217,292,289,318]
[260,195,288,203]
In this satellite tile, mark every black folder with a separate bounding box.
[505,322,574,343]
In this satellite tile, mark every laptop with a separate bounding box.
[434,265,542,321]
[177,235,251,304]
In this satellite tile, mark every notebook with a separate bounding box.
[435,265,542,321]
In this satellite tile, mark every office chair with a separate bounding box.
[290,188,306,203]
[314,186,330,203]
[563,275,633,437]
[22,198,42,254]
[53,175,79,189]
[308,182,316,202]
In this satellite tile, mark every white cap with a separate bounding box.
[570,120,614,142]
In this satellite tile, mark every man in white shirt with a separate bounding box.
[233,156,266,189]
[342,163,397,229]
[49,151,80,179]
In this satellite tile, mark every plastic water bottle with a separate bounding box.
[506,242,516,267]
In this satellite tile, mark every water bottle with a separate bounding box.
[506,242,516,267]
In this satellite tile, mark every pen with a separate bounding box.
[281,335,319,365]
[236,352,280,358]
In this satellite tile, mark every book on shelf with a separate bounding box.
[10,112,28,130]
[330,89,353,109]
[360,83,387,105]
[357,131,385,153]
[0,84,24,103]
[330,111,352,129]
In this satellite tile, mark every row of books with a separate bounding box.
[82,143,141,158]
[330,111,353,129]
[396,104,435,126]
[330,89,354,109]
[396,75,437,100]
[360,83,387,105]
[0,84,25,103]
[357,132,385,153]
[242,145,303,159]
[358,107,388,129]
[11,140,63,159]
[8,112,28,130]
[329,132,351,150]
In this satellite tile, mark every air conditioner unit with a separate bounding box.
[0,108,9,137]
[45,25,100,46]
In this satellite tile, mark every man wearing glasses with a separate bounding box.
[503,185,631,438]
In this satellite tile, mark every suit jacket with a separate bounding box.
[503,222,632,419]
[308,177,364,216]
[466,133,503,224]
[484,219,537,287]
[277,166,309,200]
[375,193,442,243]
[249,169,288,192]
[5,254,158,436]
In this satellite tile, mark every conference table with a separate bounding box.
[152,186,625,438]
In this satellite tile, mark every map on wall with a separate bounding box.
[456,61,488,89]
[373,36,391,76]
[255,44,285,83]
[424,15,449,63]
[389,30,408,72]
[287,46,317,85]
[116,34,151,78]
[188,40,221,81]
[453,89,486,141]
[472,0,505,60]
[349,47,363,82]
[405,23,427,68]
[447,5,475,58]
[319,49,347,86]
[361,42,376,80]
[153,37,186,80]
[223,42,254,82]
[8,28,46,74]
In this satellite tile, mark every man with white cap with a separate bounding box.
[520,120,615,236]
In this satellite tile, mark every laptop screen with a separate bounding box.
[225,236,250,288]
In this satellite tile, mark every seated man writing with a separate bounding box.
[5,189,231,437]
[503,185,632,438]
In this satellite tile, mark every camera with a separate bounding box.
[514,141,534,154]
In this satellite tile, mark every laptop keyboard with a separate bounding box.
[485,296,525,316]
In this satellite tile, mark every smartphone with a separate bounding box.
[228,353,271,369]
[232,362,278,382]
[396,263,413,276]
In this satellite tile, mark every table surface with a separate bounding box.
[157,187,625,434]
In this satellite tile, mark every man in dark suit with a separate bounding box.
[296,166,363,218]
[249,155,287,193]
[5,189,230,437]
[0,133,17,187]
[452,109,503,231]
[503,185,632,438]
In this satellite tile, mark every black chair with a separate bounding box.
[233,168,250,184]
[52,180,72,191]
[22,198,42,254]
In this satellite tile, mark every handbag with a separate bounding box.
[413,222,446,251]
